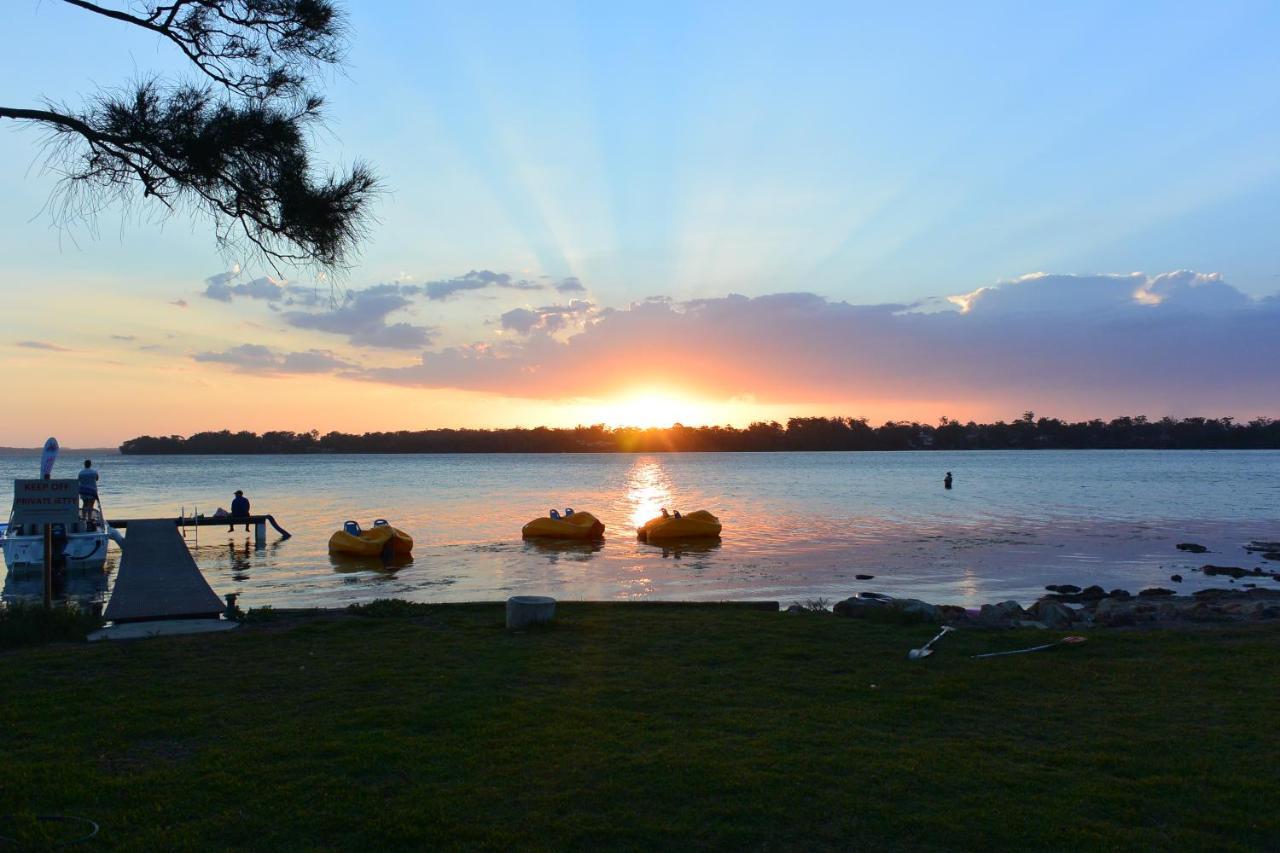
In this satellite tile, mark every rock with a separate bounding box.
[1138,587,1176,597]
[785,604,806,614]
[833,596,887,618]
[1170,574,1183,583]
[975,600,1026,627]
[889,598,941,623]
[1012,619,1049,629]
[1202,565,1258,579]
[938,605,970,624]
[1176,543,1209,553]
[1029,598,1075,628]
[855,574,875,580]
[1094,597,1136,627]
[1263,552,1280,562]
[1194,588,1235,600]
[1045,584,1081,595]
[1048,584,1108,604]
[1108,589,1132,600]
[1244,540,1280,553]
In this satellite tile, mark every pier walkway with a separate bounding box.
[102,520,225,623]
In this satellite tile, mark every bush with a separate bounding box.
[0,602,103,649]
[347,599,433,618]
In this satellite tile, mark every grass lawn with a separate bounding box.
[1,603,1276,850]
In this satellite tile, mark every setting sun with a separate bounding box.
[598,391,718,429]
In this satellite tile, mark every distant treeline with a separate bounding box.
[118,414,1280,454]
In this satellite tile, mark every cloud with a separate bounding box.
[500,300,594,335]
[283,289,435,350]
[363,272,1280,416]
[171,299,188,308]
[110,334,136,341]
[17,340,73,352]
[423,269,543,301]
[556,277,587,293]
[193,344,356,374]
[203,272,287,303]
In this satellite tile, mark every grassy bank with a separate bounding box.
[1,603,1276,850]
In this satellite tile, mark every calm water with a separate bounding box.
[3,451,1278,611]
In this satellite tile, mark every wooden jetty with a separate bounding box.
[108,513,291,547]
[102,520,226,623]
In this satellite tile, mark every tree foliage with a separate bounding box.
[0,0,377,272]
[118,415,1280,454]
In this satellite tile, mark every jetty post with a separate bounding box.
[42,524,52,610]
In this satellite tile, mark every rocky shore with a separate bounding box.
[818,539,1280,629]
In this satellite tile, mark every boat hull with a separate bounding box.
[2,531,110,573]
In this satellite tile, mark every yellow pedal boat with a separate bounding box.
[638,510,722,542]
[522,511,605,540]
[329,520,414,557]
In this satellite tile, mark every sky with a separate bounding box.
[2,1,1279,445]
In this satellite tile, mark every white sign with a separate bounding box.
[12,479,80,523]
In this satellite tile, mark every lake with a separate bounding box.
[2,451,1278,611]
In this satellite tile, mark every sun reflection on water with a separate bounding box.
[624,457,673,531]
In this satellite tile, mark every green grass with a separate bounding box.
[0,604,1276,851]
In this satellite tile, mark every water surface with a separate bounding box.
[2,451,1277,610]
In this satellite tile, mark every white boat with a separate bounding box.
[2,442,112,574]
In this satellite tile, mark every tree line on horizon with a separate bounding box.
[118,414,1280,454]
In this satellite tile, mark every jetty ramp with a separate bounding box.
[103,520,224,623]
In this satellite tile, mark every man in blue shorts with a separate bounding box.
[78,459,99,522]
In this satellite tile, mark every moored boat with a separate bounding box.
[328,519,413,557]
[637,509,721,542]
[3,446,111,574]
[522,511,605,540]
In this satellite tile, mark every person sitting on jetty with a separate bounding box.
[78,459,99,524]
[229,490,251,532]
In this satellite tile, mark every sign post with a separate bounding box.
[11,480,78,610]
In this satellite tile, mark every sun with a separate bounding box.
[600,390,714,429]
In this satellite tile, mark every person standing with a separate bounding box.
[229,489,251,532]
[944,471,953,490]
[78,459,99,521]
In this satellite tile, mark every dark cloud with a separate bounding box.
[556,277,587,293]
[500,300,594,335]
[283,290,435,350]
[193,344,356,374]
[424,269,542,300]
[202,271,287,303]
[17,340,73,352]
[363,273,1280,416]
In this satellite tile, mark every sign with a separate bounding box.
[11,479,80,524]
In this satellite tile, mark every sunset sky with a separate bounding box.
[2,1,1279,446]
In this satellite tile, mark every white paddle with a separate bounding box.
[971,636,1087,659]
[907,625,955,660]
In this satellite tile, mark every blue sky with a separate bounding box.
[1,2,1279,442]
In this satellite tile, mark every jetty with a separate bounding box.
[107,513,291,547]
[102,520,225,623]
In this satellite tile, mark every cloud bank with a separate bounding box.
[362,271,1280,415]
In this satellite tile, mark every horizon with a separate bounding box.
[3,3,1280,445]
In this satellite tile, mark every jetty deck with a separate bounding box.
[103,519,225,623]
